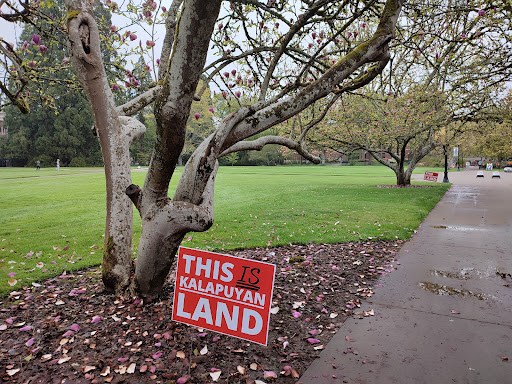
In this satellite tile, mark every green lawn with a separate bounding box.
[0,165,449,296]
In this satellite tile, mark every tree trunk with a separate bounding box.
[66,0,145,294]
[396,167,411,186]
[131,0,222,299]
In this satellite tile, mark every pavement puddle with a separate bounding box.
[419,281,486,300]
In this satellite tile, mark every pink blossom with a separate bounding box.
[32,33,41,45]
[146,40,155,48]
[209,108,214,113]
[231,69,236,76]
[478,9,485,16]
[223,72,230,78]
[7,272,16,278]
[161,6,167,12]
[39,45,47,53]
[235,91,241,98]
[194,113,200,120]
[130,34,137,41]
[111,84,120,91]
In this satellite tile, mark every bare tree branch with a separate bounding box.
[220,135,321,164]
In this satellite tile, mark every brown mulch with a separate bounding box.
[0,241,403,384]
[377,185,432,188]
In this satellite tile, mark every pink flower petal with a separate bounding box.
[69,324,80,332]
[263,370,278,379]
[177,376,190,383]
[292,310,302,318]
[152,352,162,360]
[91,316,101,323]
[307,338,321,344]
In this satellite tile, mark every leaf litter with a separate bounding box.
[0,241,402,383]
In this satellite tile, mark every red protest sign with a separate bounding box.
[172,247,276,345]
[423,171,439,182]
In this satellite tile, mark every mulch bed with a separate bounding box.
[0,241,403,384]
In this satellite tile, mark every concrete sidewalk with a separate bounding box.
[299,169,512,383]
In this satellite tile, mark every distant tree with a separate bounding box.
[0,0,120,166]
[459,94,512,164]
[225,152,239,166]
[309,89,450,185]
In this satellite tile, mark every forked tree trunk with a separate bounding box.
[129,0,222,299]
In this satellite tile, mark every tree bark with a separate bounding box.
[66,0,145,294]
[132,0,222,299]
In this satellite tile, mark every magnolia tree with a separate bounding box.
[1,0,405,298]
[291,0,512,182]
[309,90,450,185]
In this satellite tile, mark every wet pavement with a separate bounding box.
[299,169,512,383]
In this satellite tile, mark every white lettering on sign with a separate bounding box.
[175,292,264,335]
[182,254,234,282]
[179,277,266,306]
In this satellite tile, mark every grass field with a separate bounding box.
[0,165,449,296]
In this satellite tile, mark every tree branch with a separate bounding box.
[221,0,404,151]
[158,0,184,82]
[116,85,163,116]
[220,135,321,164]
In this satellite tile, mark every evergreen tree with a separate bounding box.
[0,0,116,166]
